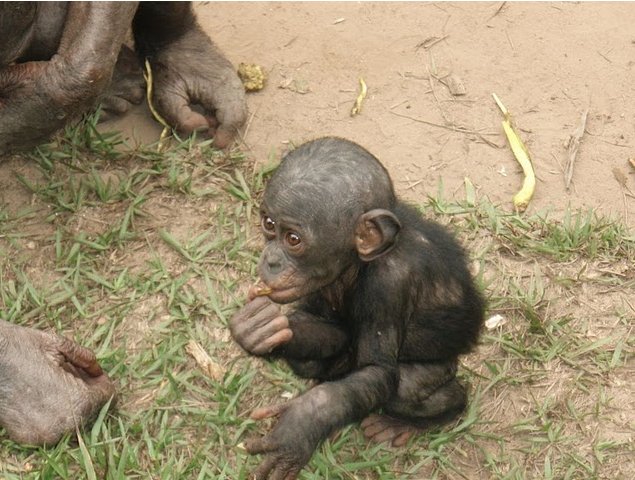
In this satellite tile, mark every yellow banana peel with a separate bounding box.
[350,78,368,117]
[492,93,535,212]
[144,59,171,151]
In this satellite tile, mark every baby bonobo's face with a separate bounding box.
[254,136,399,304]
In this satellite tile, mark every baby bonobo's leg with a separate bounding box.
[361,361,467,446]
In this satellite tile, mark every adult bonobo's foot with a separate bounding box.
[0,320,116,445]
[134,3,247,149]
[100,45,146,121]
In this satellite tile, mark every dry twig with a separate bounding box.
[565,107,589,190]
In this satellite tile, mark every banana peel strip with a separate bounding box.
[144,59,171,151]
[492,93,535,212]
[350,78,368,117]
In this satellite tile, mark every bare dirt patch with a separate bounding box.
[111,2,635,227]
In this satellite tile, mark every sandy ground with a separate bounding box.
[109,1,635,227]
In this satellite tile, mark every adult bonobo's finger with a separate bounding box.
[211,126,235,149]
[57,336,103,377]
[250,402,289,421]
[101,96,133,117]
[196,75,246,149]
[151,68,210,135]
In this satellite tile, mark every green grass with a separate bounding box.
[0,116,633,479]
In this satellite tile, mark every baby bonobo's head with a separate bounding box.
[257,137,401,303]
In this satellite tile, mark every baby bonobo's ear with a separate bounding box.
[354,209,401,261]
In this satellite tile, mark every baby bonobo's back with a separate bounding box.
[230,136,485,480]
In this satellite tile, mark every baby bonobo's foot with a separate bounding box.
[361,414,420,447]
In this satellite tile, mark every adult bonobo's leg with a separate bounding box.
[0,320,116,445]
[100,45,146,121]
[0,2,138,154]
[133,3,247,148]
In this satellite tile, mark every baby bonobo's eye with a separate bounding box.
[285,231,302,248]
[262,216,276,233]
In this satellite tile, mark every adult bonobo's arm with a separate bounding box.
[133,2,247,148]
[0,320,116,445]
[0,2,138,154]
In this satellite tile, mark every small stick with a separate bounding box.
[564,107,589,190]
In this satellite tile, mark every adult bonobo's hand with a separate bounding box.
[0,3,138,154]
[0,320,116,445]
[134,4,247,149]
[246,392,329,480]
[229,296,293,356]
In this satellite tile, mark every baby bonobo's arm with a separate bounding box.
[244,310,401,480]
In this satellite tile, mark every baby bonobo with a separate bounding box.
[230,137,485,480]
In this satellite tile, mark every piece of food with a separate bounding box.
[248,282,273,301]
[492,93,536,212]
[253,286,273,297]
[238,63,266,92]
[350,77,368,117]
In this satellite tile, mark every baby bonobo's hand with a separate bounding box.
[229,296,293,356]
[246,400,317,480]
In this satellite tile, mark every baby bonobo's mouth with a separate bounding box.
[248,281,305,304]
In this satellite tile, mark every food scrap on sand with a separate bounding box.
[492,93,536,213]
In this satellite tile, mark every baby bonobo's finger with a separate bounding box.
[360,413,383,429]
[392,430,414,447]
[239,295,272,317]
[251,327,293,355]
[57,337,103,377]
[250,454,277,479]
[245,435,276,455]
[250,402,289,421]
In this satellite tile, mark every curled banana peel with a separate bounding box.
[492,93,535,212]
